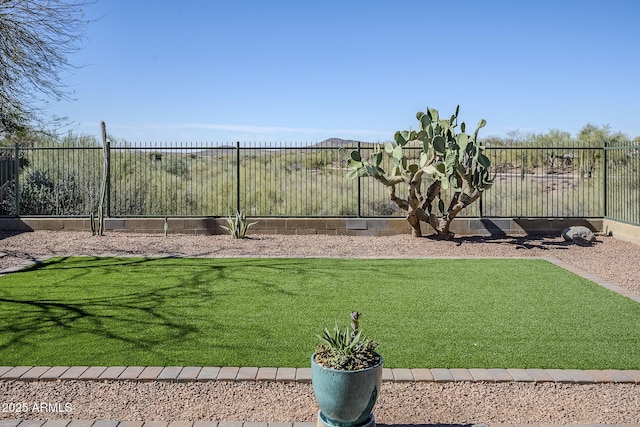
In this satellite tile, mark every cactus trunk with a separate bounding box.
[407,210,422,237]
[428,185,482,240]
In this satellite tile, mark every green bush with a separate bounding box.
[2,169,85,215]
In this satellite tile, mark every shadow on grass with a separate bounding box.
[28,255,305,296]
[0,256,313,364]
[0,257,219,358]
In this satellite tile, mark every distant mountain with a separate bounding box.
[312,138,374,148]
[190,139,376,157]
[195,146,236,156]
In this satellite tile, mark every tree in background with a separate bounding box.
[576,123,628,147]
[0,0,92,138]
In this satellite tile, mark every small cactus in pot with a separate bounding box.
[314,311,380,370]
[312,312,383,427]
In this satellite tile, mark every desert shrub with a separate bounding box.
[2,169,84,215]
[164,157,189,177]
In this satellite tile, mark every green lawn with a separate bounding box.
[0,256,639,369]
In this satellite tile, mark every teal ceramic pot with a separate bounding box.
[311,353,383,427]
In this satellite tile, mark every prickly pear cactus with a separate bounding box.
[339,105,493,239]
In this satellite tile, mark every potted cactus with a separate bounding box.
[311,312,383,427]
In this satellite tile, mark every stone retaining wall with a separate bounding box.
[0,217,605,237]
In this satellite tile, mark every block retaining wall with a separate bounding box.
[0,217,605,238]
[603,219,640,245]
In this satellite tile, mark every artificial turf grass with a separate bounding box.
[0,256,638,369]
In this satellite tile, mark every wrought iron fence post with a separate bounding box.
[106,137,111,217]
[603,140,608,218]
[236,141,241,214]
[13,143,19,217]
[357,141,362,218]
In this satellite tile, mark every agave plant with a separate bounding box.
[315,312,380,370]
[220,209,258,239]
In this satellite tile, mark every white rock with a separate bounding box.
[562,226,596,246]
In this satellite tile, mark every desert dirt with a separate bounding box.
[0,230,639,424]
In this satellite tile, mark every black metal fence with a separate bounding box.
[482,142,605,219]
[1,140,638,225]
[604,143,640,225]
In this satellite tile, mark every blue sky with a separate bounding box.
[52,0,640,143]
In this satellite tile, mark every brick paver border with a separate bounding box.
[1,365,639,384]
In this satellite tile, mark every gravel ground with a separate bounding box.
[1,230,639,424]
[1,381,639,424]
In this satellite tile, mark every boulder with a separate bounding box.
[562,226,596,246]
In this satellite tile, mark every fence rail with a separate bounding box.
[1,141,638,225]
